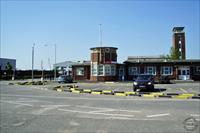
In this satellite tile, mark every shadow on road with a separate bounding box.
[137,88,167,92]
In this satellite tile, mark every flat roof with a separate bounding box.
[124,59,200,64]
[90,47,118,50]
[172,27,184,32]
[72,61,91,66]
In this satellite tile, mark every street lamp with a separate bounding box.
[32,43,35,82]
[44,44,57,81]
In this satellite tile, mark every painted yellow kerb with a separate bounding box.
[83,89,92,93]
[102,90,112,93]
[150,93,164,96]
[72,90,80,93]
[125,91,136,95]
[91,92,101,95]
[142,94,155,98]
[57,89,63,92]
[115,93,126,96]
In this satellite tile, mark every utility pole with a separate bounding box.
[41,60,44,82]
[45,44,57,81]
[99,24,102,47]
[99,24,103,63]
[54,44,57,81]
[32,43,35,82]
[98,24,103,81]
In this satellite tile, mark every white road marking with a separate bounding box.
[77,105,141,113]
[13,121,25,127]
[58,108,135,117]
[40,105,70,108]
[107,116,132,120]
[89,109,114,113]
[15,100,39,103]
[190,114,200,117]
[0,100,33,107]
[180,88,188,93]
[69,121,80,126]
[32,105,70,115]
[12,118,26,127]
[146,113,170,118]
[78,115,170,121]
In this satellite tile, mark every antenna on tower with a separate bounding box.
[99,24,102,47]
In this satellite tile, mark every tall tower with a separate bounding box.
[172,27,186,60]
[90,47,118,81]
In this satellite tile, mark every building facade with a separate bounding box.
[54,61,78,76]
[72,56,200,81]
[90,47,118,81]
[72,61,91,81]
[69,26,200,81]
[172,27,186,60]
[124,57,200,81]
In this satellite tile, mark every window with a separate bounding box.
[128,67,139,75]
[105,65,111,75]
[178,35,182,41]
[146,67,156,75]
[187,70,190,75]
[161,66,172,75]
[98,65,103,75]
[111,65,116,76]
[76,67,84,76]
[193,66,200,75]
[91,64,97,76]
[196,66,200,73]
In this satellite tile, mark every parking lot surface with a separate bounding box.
[0,81,200,133]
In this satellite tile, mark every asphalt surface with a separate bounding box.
[0,81,200,133]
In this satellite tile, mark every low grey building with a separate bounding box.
[54,61,88,75]
[0,58,16,71]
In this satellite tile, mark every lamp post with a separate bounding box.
[32,43,35,82]
[45,44,57,81]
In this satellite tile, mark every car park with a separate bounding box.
[58,75,73,83]
[133,74,154,92]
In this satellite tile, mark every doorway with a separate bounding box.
[118,67,125,81]
[178,66,190,80]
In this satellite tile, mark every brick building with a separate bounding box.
[90,47,118,81]
[172,27,186,60]
[70,27,200,81]
[72,61,90,81]
[124,57,200,81]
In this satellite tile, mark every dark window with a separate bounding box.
[182,70,186,75]
[178,70,181,75]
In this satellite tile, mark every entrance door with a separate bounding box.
[178,66,190,80]
[118,67,125,81]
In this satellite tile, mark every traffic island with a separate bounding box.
[50,85,200,100]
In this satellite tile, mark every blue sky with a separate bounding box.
[1,0,199,70]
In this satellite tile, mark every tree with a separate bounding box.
[160,47,181,60]
[160,54,170,60]
[169,46,181,60]
[5,62,13,78]
[5,62,13,71]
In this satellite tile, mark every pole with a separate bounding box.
[98,24,102,81]
[99,24,102,47]
[32,43,35,82]
[54,44,57,81]
[44,44,56,81]
[41,60,44,82]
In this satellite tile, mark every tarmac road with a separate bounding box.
[0,81,200,133]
